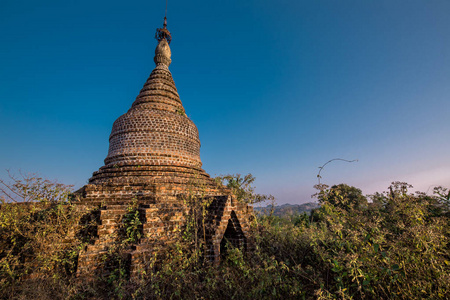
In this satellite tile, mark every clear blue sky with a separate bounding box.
[1,0,449,204]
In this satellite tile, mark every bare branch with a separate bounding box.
[317,158,358,185]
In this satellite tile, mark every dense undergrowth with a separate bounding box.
[0,173,449,299]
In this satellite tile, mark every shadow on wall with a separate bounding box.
[220,210,247,259]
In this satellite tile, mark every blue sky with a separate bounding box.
[1,0,449,204]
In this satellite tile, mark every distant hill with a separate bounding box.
[254,202,320,217]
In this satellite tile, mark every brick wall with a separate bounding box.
[75,37,254,277]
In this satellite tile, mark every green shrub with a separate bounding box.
[1,172,449,299]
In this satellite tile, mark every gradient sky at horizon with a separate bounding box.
[1,0,449,204]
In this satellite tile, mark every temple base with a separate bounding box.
[74,176,254,277]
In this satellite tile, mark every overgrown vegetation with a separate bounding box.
[1,172,449,299]
[215,173,274,204]
[0,172,85,298]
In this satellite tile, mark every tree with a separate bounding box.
[317,183,367,211]
[215,174,274,204]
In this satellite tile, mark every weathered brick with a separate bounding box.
[74,22,254,277]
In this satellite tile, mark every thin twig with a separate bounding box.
[317,158,358,185]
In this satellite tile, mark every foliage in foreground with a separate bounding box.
[0,172,449,299]
[0,173,83,288]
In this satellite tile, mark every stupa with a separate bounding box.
[75,17,253,276]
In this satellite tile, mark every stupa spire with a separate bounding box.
[89,12,204,185]
[154,17,172,67]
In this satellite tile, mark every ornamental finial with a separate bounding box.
[155,17,172,44]
[154,16,172,67]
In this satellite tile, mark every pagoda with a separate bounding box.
[75,17,253,276]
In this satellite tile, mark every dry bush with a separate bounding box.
[0,172,86,298]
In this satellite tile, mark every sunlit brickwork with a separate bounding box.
[75,20,254,277]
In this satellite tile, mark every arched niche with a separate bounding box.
[219,210,247,259]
